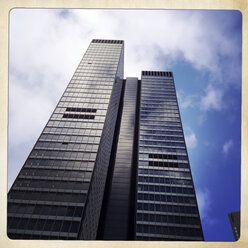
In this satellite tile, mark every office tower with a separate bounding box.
[8,39,124,240]
[135,71,203,241]
[228,211,240,240]
[8,39,204,241]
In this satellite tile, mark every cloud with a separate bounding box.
[222,139,234,155]
[196,188,212,220]
[177,90,198,109]
[185,132,197,149]
[200,84,224,111]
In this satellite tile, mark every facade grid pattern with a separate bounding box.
[8,40,124,240]
[136,73,204,241]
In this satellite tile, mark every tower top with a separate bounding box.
[142,70,173,77]
[92,39,124,44]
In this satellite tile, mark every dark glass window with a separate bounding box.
[44,220,54,231]
[66,206,75,217]
[35,219,46,231]
[61,221,71,232]
[74,207,83,217]
[27,219,37,230]
[70,222,80,233]
[53,221,62,232]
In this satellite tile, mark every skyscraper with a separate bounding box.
[228,211,240,241]
[135,71,203,240]
[8,39,204,241]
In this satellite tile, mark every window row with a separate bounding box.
[141,98,177,104]
[137,193,196,204]
[137,202,198,214]
[8,203,83,217]
[8,217,80,234]
[148,153,187,160]
[136,224,202,237]
[46,121,105,129]
[141,112,179,117]
[55,109,106,116]
[83,52,121,57]
[85,49,122,54]
[67,84,113,90]
[140,129,182,136]
[59,97,110,104]
[8,190,86,203]
[137,213,200,225]
[139,140,185,148]
[13,179,89,191]
[141,87,175,93]
[138,169,191,179]
[75,66,118,72]
[83,54,120,60]
[139,146,186,154]
[142,79,174,84]
[30,150,97,160]
[139,161,189,169]
[140,135,184,142]
[58,100,108,108]
[24,165,94,174]
[141,88,175,93]
[69,77,114,83]
[72,75,115,81]
[73,68,118,73]
[141,91,176,96]
[25,158,94,170]
[141,95,177,101]
[140,116,180,122]
[62,113,96,120]
[141,104,178,110]
[35,141,99,152]
[43,127,102,137]
[20,168,92,179]
[64,88,112,95]
[63,92,112,99]
[51,113,104,122]
[140,128,183,134]
[81,59,120,64]
[47,120,104,129]
[138,176,192,186]
[140,120,181,126]
[138,184,194,195]
[40,133,102,143]
[141,107,178,113]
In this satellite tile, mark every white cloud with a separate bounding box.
[185,132,197,149]
[200,84,224,111]
[222,139,234,155]
[177,90,198,109]
[196,188,212,220]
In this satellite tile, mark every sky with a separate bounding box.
[8,9,242,241]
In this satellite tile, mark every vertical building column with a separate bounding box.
[101,77,138,240]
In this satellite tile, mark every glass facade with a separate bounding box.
[135,71,204,241]
[8,40,203,241]
[8,39,124,240]
[101,77,138,240]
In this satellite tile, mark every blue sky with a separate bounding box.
[8,9,242,241]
